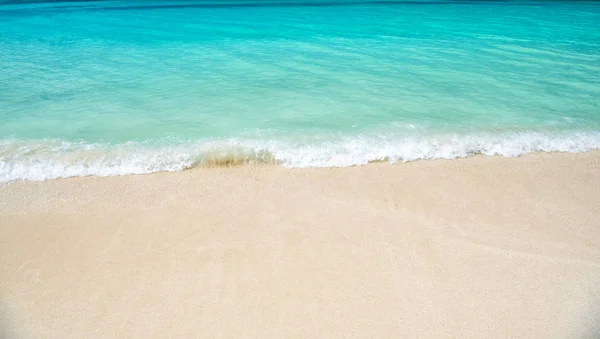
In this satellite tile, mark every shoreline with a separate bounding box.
[3,130,600,183]
[1,151,600,338]
[2,149,600,185]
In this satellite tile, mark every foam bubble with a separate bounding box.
[1,131,599,182]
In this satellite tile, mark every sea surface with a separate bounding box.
[1,0,600,182]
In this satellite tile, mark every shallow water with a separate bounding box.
[1,0,600,181]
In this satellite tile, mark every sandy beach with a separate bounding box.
[1,152,600,338]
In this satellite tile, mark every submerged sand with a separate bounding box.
[1,152,600,338]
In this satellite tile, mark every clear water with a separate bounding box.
[1,0,600,181]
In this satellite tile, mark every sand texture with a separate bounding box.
[1,152,600,338]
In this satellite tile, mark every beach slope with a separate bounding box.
[1,152,600,338]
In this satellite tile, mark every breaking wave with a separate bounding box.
[2,130,600,183]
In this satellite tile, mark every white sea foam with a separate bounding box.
[1,131,599,183]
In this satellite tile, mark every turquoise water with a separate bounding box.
[1,0,600,181]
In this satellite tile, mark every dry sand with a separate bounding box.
[1,152,600,338]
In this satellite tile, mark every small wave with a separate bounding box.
[1,131,599,183]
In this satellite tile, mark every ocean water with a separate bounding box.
[1,0,600,182]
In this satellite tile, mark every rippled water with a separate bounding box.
[1,0,600,181]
